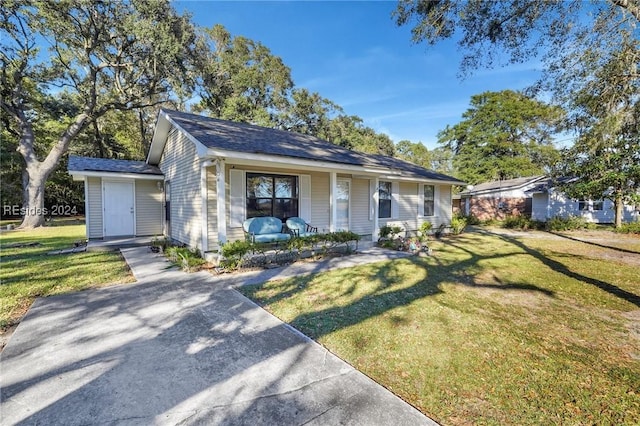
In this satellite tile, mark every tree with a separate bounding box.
[555,41,640,227]
[438,90,563,185]
[277,88,342,136]
[194,24,293,126]
[393,1,638,89]
[1,0,197,228]
[395,140,432,168]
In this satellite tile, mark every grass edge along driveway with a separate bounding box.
[239,230,640,425]
[0,225,134,332]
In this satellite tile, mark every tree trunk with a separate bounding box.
[18,165,49,229]
[614,191,624,229]
[16,112,90,229]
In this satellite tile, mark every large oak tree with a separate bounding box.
[1,0,197,228]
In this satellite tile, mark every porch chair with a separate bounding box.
[285,217,318,238]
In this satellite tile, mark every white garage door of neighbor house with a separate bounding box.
[103,181,135,237]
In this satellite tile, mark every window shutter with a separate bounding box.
[299,174,311,222]
[418,184,424,217]
[369,180,377,220]
[391,182,400,219]
[229,169,245,228]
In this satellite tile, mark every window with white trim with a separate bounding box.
[424,185,435,216]
[246,173,298,220]
[378,181,392,218]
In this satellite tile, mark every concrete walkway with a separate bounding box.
[1,246,436,425]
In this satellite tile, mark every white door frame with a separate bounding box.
[102,179,136,237]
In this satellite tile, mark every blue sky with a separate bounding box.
[176,1,543,149]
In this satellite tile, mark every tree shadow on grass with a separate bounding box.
[548,231,640,255]
[476,229,640,308]
[242,232,558,340]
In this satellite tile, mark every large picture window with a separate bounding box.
[378,181,391,219]
[424,185,435,216]
[246,173,298,220]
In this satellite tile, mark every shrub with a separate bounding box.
[419,221,432,242]
[450,214,468,235]
[165,246,206,272]
[502,215,545,231]
[614,222,640,234]
[220,239,253,270]
[545,215,594,231]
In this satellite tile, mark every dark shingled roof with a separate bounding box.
[165,109,464,183]
[459,176,544,195]
[68,155,162,175]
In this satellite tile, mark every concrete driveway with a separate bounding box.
[1,248,435,425]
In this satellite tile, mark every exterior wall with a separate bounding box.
[134,180,163,236]
[381,183,453,235]
[159,128,202,249]
[351,178,373,235]
[224,165,332,242]
[531,193,548,221]
[469,196,528,221]
[86,177,103,239]
[545,192,636,223]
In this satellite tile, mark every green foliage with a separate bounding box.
[545,215,594,232]
[502,215,544,231]
[220,239,254,270]
[220,231,361,271]
[379,225,393,239]
[396,140,432,168]
[165,246,206,272]
[437,90,563,185]
[614,222,640,235]
[450,214,468,235]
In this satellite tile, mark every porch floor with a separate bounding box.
[87,236,157,251]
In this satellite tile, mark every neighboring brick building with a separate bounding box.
[458,176,546,221]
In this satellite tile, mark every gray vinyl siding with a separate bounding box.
[438,184,453,223]
[351,178,372,235]
[310,171,329,231]
[87,177,103,239]
[135,180,163,236]
[207,167,218,248]
[159,129,202,250]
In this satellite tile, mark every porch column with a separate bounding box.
[371,178,379,241]
[200,160,214,253]
[216,158,227,245]
[329,172,337,232]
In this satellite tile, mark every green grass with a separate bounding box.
[0,225,134,331]
[239,231,640,425]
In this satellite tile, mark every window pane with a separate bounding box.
[378,181,391,200]
[424,185,434,200]
[379,199,391,219]
[274,199,298,220]
[247,175,272,198]
[593,200,603,211]
[247,198,272,218]
[578,201,588,211]
[424,201,435,216]
[275,177,296,198]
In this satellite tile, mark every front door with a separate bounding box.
[336,179,350,230]
[103,180,135,237]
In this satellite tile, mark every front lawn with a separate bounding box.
[239,230,640,425]
[0,225,134,331]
